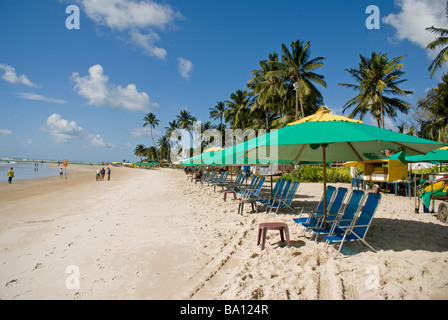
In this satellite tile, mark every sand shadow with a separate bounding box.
[367,217,448,253]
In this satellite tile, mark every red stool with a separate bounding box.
[238,199,258,215]
[223,190,237,202]
[257,222,290,250]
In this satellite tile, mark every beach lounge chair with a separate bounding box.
[293,185,337,226]
[206,171,226,185]
[225,173,246,191]
[242,176,266,199]
[323,192,381,256]
[299,187,349,235]
[266,181,300,214]
[202,171,216,184]
[211,171,230,192]
[194,169,210,185]
[237,176,259,196]
[257,178,286,206]
[258,179,292,212]
[311,189,365,241]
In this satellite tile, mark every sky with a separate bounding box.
[1,0,447,163]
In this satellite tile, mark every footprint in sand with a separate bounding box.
[34,263,43,270]
[6,279,18,287]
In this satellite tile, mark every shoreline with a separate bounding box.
[1,166,447,300]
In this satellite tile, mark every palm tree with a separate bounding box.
[268,39,326,120]
[176,109,198,155]
[224,89,251,130]
[134,144,146,162]
[164,120,179,149]
[339,52,412,128]
[426,2,448,78]
[143,112,160,165]
[417,74,448,142]
[157,136,170,161]
[248,52,285,129]
[209,101,226,138]
[176,110,195,134]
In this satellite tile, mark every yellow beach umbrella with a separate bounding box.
[287,105,362,125]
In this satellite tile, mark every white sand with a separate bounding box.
[1,166,448,300]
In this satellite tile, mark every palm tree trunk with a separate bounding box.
[379,94,385,129]
[220,116,223,146]
[151,130,161,166]
[299,96,305,119]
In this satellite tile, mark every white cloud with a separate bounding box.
[177,57,193,80]
[383,0,448,56]
[89,134,114,148]
[72,64,157,112]
[129,29,167,59]
[0,64,38,87]
[0,129,12,136]
[45,113,83,143]
[16,92,68,104]
[78,0,181,59]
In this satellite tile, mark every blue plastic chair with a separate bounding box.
[300,187,349,234]
[324,192,381,256]
[243,176,266,198]
[237,176,258,195]
[267,181,300,214]
[226,173,246,191]
[311,189,365,241]
[293,185,337,225]
[257,179,286,205]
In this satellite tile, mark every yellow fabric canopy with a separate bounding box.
[287,105,362,126]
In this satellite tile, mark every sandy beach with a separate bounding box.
[1,165,448,300]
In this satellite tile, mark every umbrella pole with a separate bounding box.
[322,144,328,228]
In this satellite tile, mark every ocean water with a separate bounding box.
[0,157,96,182]
[0,163,61,181]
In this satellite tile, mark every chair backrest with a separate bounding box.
[221,171,229,181]
[351,192,381,238]
[338,189,365,226]
[238,174,246,186]
[284,181,300,204]
[248,176,259,189]
[327,187,348,216]
[273,179,285,196]
[255,177,266,192]
[233,173,242,184]
[279,180,292,198]
[316,185,337,212]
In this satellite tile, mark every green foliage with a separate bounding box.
[276,166,352,183]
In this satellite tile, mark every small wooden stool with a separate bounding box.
[223,190,237,202]
[238,199,258,215]
[257,222,290,250]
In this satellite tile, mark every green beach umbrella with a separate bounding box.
[178,147,224,166]
[388,146,448,163]
[244,106,445,224]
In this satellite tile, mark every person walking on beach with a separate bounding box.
[107,167,111,181]
[60,168,63,178]
[101,167,105,181]
[7,168,14,183]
